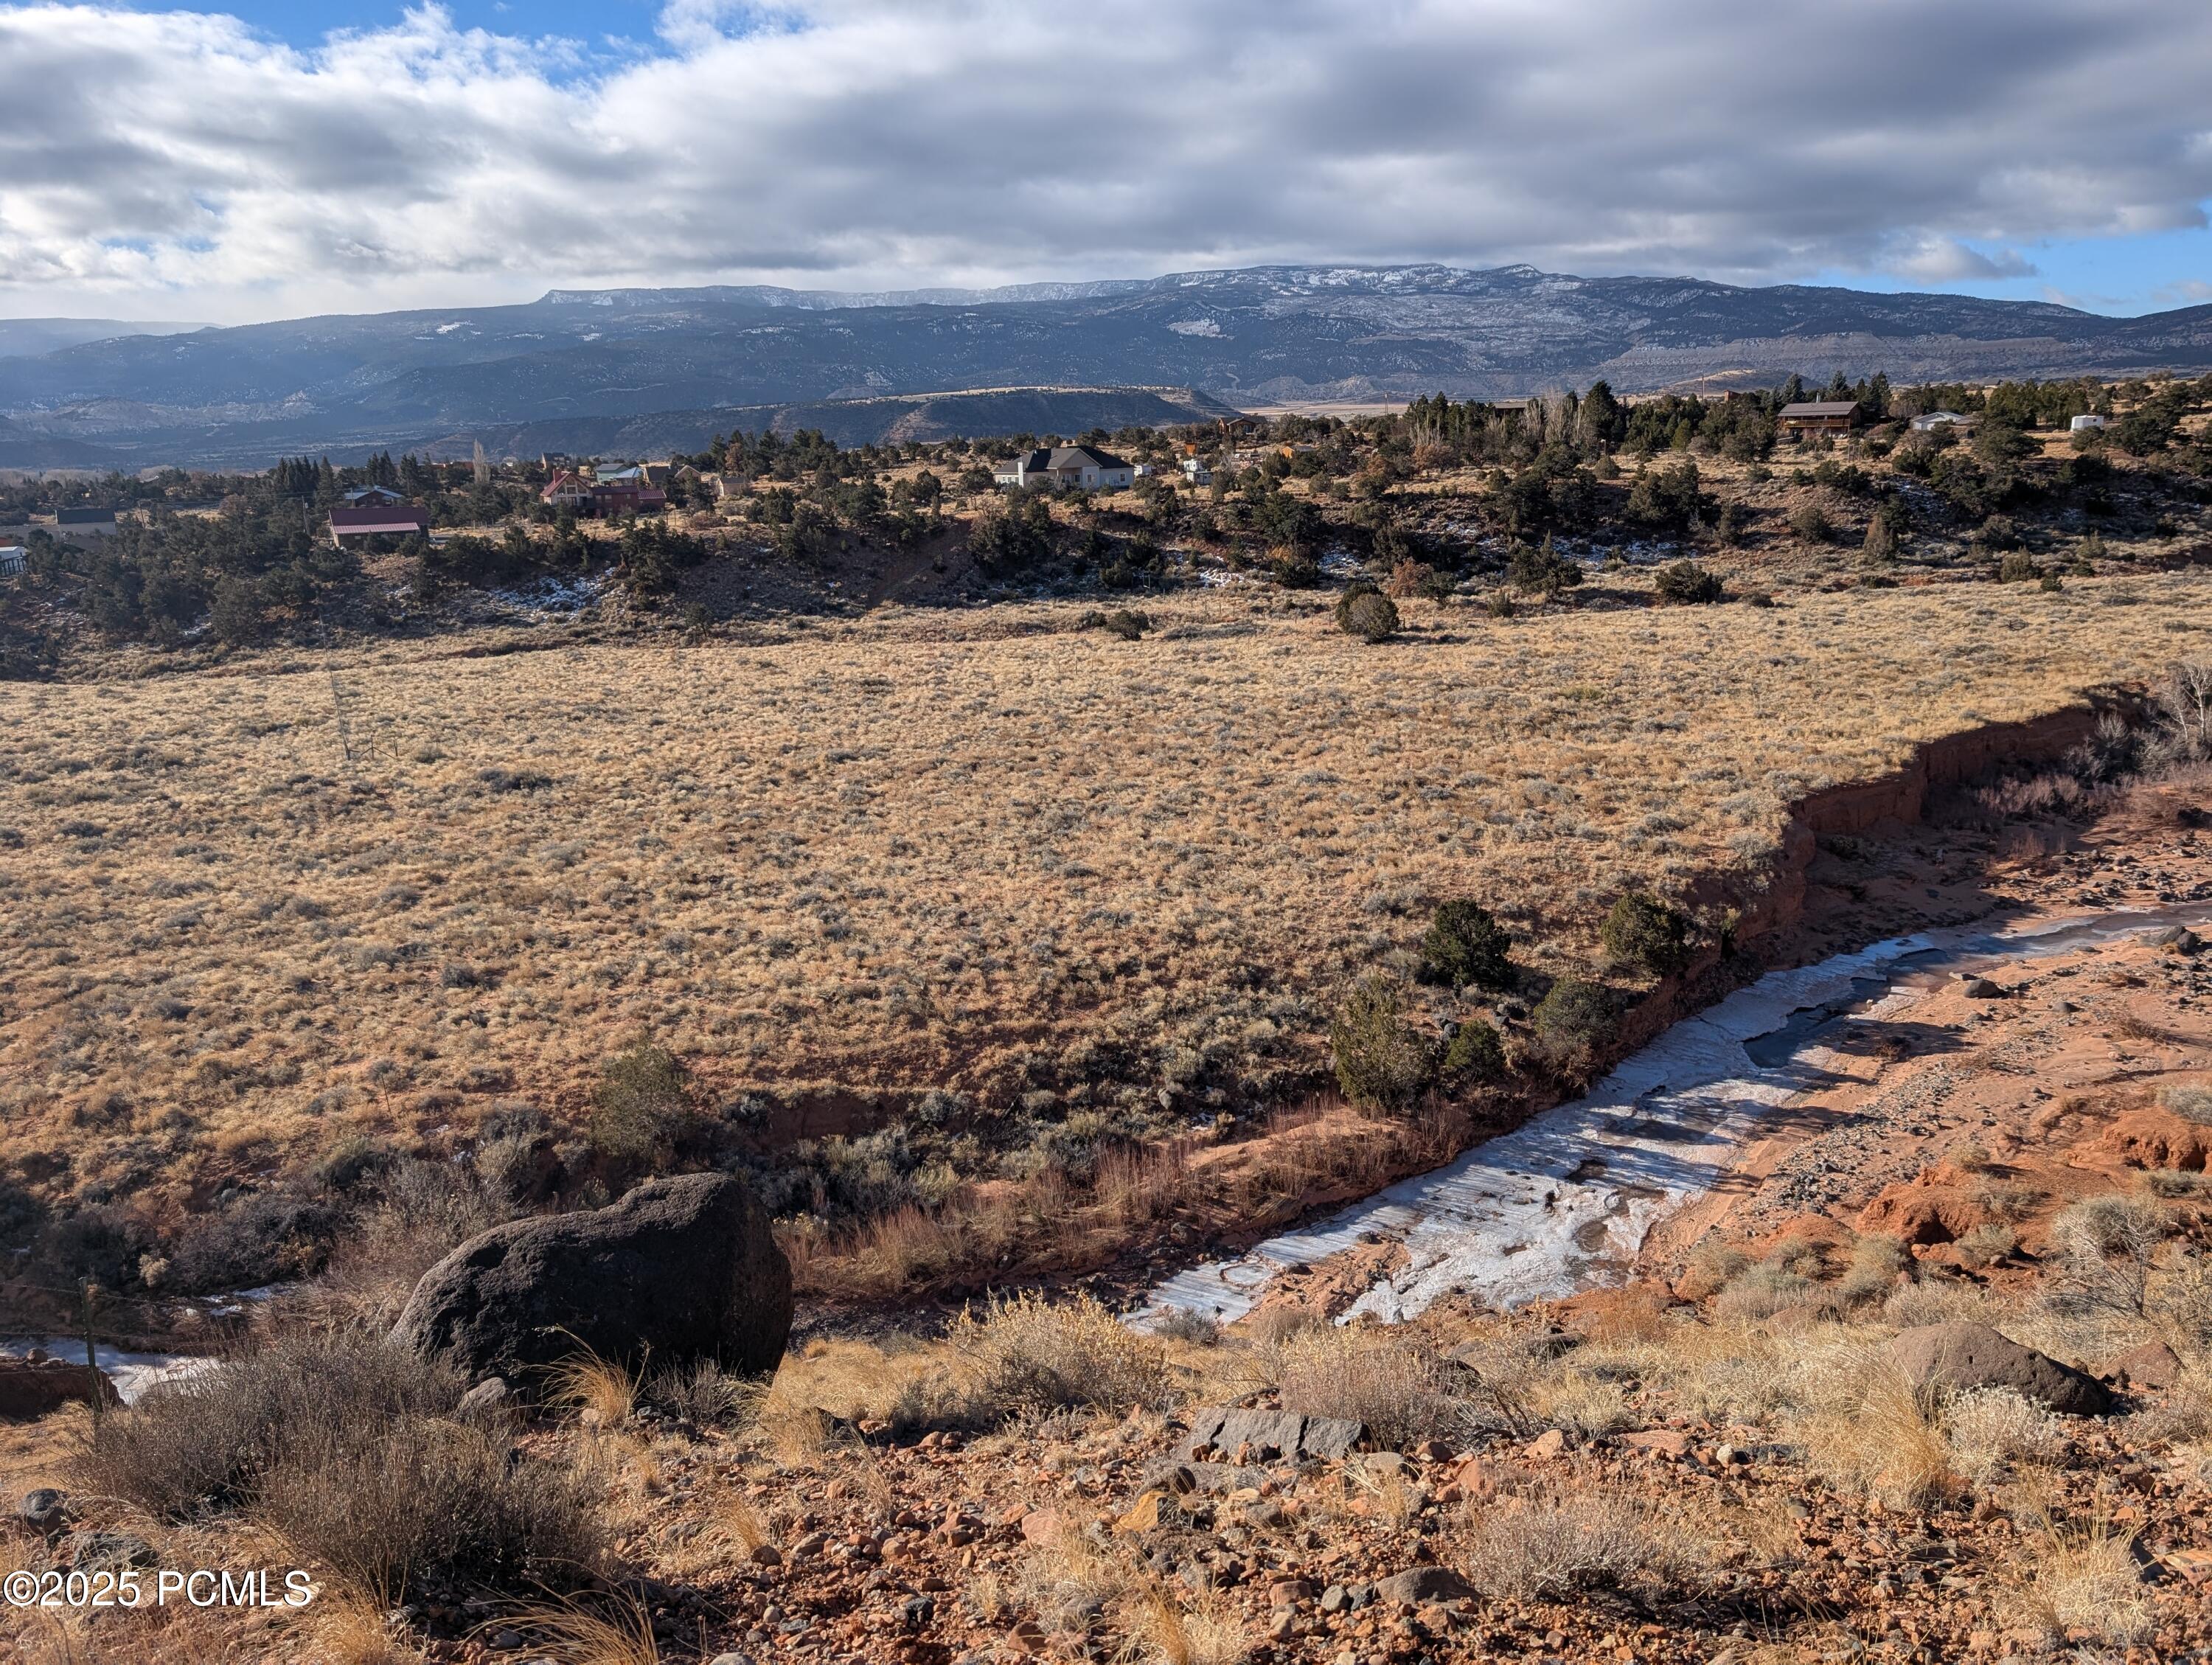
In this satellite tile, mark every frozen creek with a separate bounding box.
[1133,906,2211,1332]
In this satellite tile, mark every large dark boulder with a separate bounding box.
[391,1173,790,1394]
[1885,1321,2112,1417]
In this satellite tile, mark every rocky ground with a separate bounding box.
[6,784,2212,1665]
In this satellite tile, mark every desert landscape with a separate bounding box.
[6,337,2212,1665]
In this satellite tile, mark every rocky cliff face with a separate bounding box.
[4,264,2208,467]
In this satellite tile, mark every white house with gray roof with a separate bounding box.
[993,445,1135,491]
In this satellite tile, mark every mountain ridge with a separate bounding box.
[2,264,2207,467]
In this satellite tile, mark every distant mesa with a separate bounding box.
[1,262,2208,468]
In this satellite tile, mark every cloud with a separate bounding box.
[1,0,2210,321]
[1888,237,2039,284]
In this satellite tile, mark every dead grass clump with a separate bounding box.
[1712,1262,1815,1322]
[1127,1584,1249,1665]
[2157,1082,2212,1125]
[1941,1386,2062,1485]
[258,1416,604,1606]
[1837,1233,1909,1307]
[1270,1323,1462,1450]
[1954,1222,2020,1269]
[2002,1521,2154,1649]
[498,1592,662,1665]
[1676,1237,1750,1301]
[546,1346,639,1426]
[1527,1368,1635,1439]
[648,1358,757,1428]
[1798,1354,1958,1511]
[1463,1483,1680,1599]
[71,1325,602,1605]
[950,1291,1168,1418]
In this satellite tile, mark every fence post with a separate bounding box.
[80,1280,104,1442]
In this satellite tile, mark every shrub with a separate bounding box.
[1464,1484,1674,1599]
[1329,972,1437,1114]
[1273,1324,1462,1450]
[588,1039,695,1167]
[1531,978,1621,1071]
[1837,1233,1909,1305]
[1335,583,1400,642]
[1954,1222,2019,1269]
[72,1326,602,1602]
[1997,549,2040,583]
[1651,560,1722,605]
[1787,501,1833,543]
[1441,1018,1507,1085]
[2049,1194,2169,1318]
[2008,1523,2154,1648]
[949,1290,1167,1416]
[1149,1305,1222,1346]
[1714,1263,1815,1321]
[2157,1082,2212,1125]
[1601,890,1692,976]
[1508,536,1582,596]
[1943,1386,2060,1486]
[167,1186,344,1293]
[1420,899,1514,990]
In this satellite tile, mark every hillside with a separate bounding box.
[4,265,2212,467]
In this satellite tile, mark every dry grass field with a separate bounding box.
[4,571,2208,1256]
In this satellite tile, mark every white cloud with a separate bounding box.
[1888,237,2039,284]
[1,0,2210,321]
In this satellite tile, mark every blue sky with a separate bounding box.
[3,1,2209,326]
[198,0,667,60]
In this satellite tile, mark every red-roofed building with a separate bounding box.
[540,470,666,516]
[329,504,430,546]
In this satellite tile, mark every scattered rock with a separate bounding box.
[1618,1428,1691,1458]
[18,1488,67,1533]
[1019,1509,1065,1545]
[1376,1566,1475,1607]
[1113,1492,1166,1536]
[1522,1428,1568,1460]
[1958,976,2005,998]
[1885,1322,2112,1416]
[2110,1339,2185,1391]
[456,1377,510,1419]
[391,1172,791,1395]
[748,1542,782,1567]
[1183,1405,1365,1463]
[1003,1619,1048,1654]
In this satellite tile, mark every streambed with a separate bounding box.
[1133,904,2210,1330]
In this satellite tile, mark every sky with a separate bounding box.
[1,0,2208,327]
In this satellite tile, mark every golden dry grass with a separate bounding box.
[4,574,2208,1220]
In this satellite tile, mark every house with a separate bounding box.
[1776,400,1864,439]
[343,485,406,506]
[1179,456,1214,485]
[1909,410,1976,434]
[2070,414,2110,432]
[542,470,590,509]
[540,470,664,515]
[0,545,26,577]
[594,463,645,484]
[53,507,116,533]
[588,482,667,515]
[992,445,1135,491]
[329,504,430,546]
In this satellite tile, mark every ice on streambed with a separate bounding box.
[1131,905,2212,1331]
[2,1338,215,1405]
